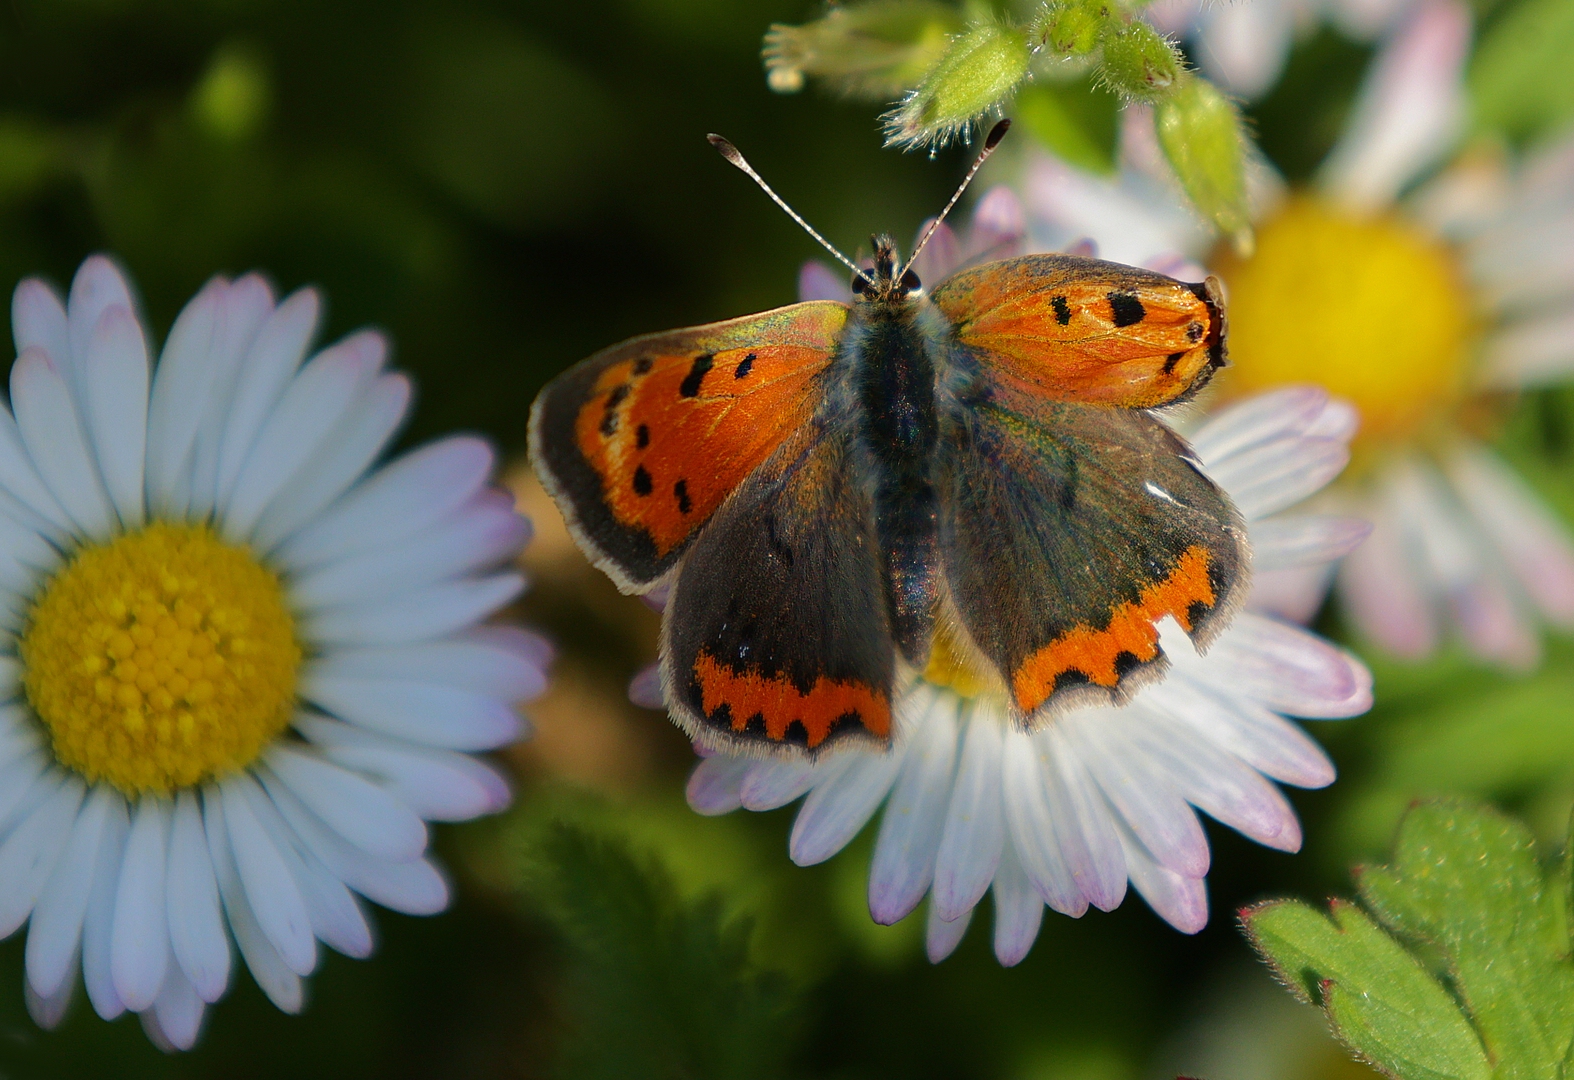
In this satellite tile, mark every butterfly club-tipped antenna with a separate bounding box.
[707,133,873,288]
[904,119,1012,278]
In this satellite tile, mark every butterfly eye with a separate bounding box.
[900,268,921,293]
[851,273,869,296]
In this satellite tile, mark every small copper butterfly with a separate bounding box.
[529,121,1246,755]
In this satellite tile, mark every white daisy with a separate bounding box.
[1024,0,1574,667]
[681,385,1370,964]
[0,255,544,1050]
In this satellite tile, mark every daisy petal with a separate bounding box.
[789,752,902,866]
[146,959,205,1052]
[1118,822,1208,933]
[166,791,230,1003]
[628,663,664,709]
[1479,308,1574,388]
[12,278,70,370]
[24,966,75,1031]
[868,693,958,925]
[186,275,276,518]
[1448,446,1574,626]
[81,796,130,1020]
[308,632,548,703]
[740,758,816,811]
[145,277,226,516]
[11,347,116,539]
[925,904,971,963]
[686,756,749,815]
[220,776,316,978]
[1133,720,1302,851]
[1000,727,1085,916]
[1206,436,1350,520]
[266,745,427,861]
[111,796,171,1012]
[316,738,510,821]
[797,262,849,303]
[26,785,114,1000]
[81,305,150,528]
[932,710,1006,922]
[990,842,1044,967]
[0,774,81,937]
[301,675,523,750]
[1203,613,1374,717]
[1250,515,1372,570]
[203,789,303,1013]
[65,257,135,384]
[246,784,373,959]
[1189,387,1333,468]
[1338,498,1437,657]
[302,573,525,648]
[1152,672,1336,788]
[1041,726,1127,911]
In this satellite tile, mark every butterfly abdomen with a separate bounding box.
[849,299,946,665]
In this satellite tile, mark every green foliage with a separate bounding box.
[763,0,963,97]
[519,818,801,1080]
[1013,77,1120,174]
[1244,801,1574,1079]
[1470,0,1574,143]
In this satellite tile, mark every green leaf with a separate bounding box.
[1470,0,1574,142]
[1247,801,1574,1080]
[1014,78,1119,174]
[520,820,801,1080]
[1243,898,1492,1079]
[1357,802,1574,1080]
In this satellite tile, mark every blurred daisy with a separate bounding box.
[1146,0,1420,99]
[677,385,1370,964]
[1026,0,1574,668]
[0,256,544,1049]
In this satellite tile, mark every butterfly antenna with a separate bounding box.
[707,134,871,284]
[905,119,1012,275]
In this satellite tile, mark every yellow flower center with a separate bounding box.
[1212,197,1477,444]
[921,621,996,700]
[21,522,302,795]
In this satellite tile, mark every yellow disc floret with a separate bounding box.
[21,522,301,794]
[1212,197,1477,444]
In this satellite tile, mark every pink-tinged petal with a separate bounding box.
[740,758,816,811]
[1144,0,1203,35]
[925,903,971,963]
[1143,252,1210,282]
[685,756,749,816]
[1246,563,1337,624]
[788,752,900,865]
[797,261,849,303]
[1193,0,1296,98]
[1468,213,1574,315]
[1039,726,1126,912]
[908,220,962,285]
[12,278,70,369]
[1150,671,1337,789]
[1251,515,1372,572]
[1448,446,1574,627]
[1338,493,1437,657]
[628,663,664,709]
[1320,0,1471,210]
[1479,308,1574,388]
[932,707,1006,922]
[989,842,1044,967]
[965,186,1027,263]
[65,257,136,390]
[24,968,75,1031]
[1332,0,1420,37]
[1189,386,1333,467]
[1200,613,1373,718]
[1449,575,1540,669]
[1000,727,1086,916]
[1118,823,1208,933]
[1025,153,1206,265]
[869,699,958,925]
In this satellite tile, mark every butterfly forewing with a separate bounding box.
[932,255,1225,409]
[936,387,1248,719]
[528,301,848,590]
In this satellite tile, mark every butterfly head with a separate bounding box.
[852,234,922,305]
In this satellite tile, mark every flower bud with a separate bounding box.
[1155,73,1253,249]
[191,44,270,142]
[763,0,963,100]
[882,21,1030,149]
[1099,21,1181,102]
[1033,0,1104,57]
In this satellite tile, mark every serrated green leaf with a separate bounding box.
[1359,803,1574,1080]
[1242,899,1491,1079]
[1014,78,1119,174]
[1470,0,1574,141]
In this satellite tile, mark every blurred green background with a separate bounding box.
[0,1,1570,1078]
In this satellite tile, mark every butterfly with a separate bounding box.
[529,120,1248,757]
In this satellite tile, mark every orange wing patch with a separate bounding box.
[574,343,833,558]
[1011,546,1216,713]
[933,256,1225,408]
[694,651,891,748]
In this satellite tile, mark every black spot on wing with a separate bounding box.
[633,466,653,497]
[633,356,654,375]
[679,354,714,398]
[735,353,755,379]
[1163,351,1185,374]
[1186,321,1204,343]
[674,479,692,514]
[599,384,630,437]
[1108,291,1146,327]
[635,423,650,449]
[1051,295,1071,326]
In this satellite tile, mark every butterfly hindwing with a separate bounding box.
[932,254,1225,409]
[528,301,848,591]
[662,418,896,754]
[936,386,1248,719]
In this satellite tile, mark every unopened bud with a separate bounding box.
[763,0,963,100]
[1099,21,1181,102]
[882,22,1030,149]
[1033,0,1104,56]
[191,44,270,142]
[1155,73,1252,246]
